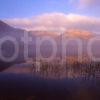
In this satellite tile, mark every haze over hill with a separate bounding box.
[0,20,100,63]
[1,20,100,78]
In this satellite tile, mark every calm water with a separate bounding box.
[0,73,99,100]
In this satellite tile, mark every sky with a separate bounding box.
[0,0,100,32]
[0,0,100,18]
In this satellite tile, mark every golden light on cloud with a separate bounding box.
[65,29,92,39]
[3,13,100,34]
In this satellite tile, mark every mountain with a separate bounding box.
[0,20,26,70]
[0,20,100,65]
[0,20,25,39]
[0,20,13,32]
[1,20,100,76]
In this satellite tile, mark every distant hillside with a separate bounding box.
[0,20,13,32]
[0,20,100,71]
[0,20,26,70]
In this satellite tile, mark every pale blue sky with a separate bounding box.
[1,0,100,32]
[0,0,100,18]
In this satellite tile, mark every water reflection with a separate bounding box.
[3,59,100,79]
[0,73,99,100]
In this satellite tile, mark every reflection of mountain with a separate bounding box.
[3,63,34,74]
[3,60,100,79]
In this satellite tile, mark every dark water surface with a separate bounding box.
[0,73,99,100]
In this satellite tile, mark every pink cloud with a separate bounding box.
[79,0,100,8]
[3,13,100,33]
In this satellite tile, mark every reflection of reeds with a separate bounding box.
[32,58,100,79]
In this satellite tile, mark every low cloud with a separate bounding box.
[78,0,100,8]
[3,13,100,33]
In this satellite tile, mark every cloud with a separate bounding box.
[78,0,100,8]
[3,13,100,33]
[65,29,92,39]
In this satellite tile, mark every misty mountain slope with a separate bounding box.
[0,20,26,40]
[0,20,27,70]
[0,20,13,32]
[0,20,37,66]
[0,20,100,66]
